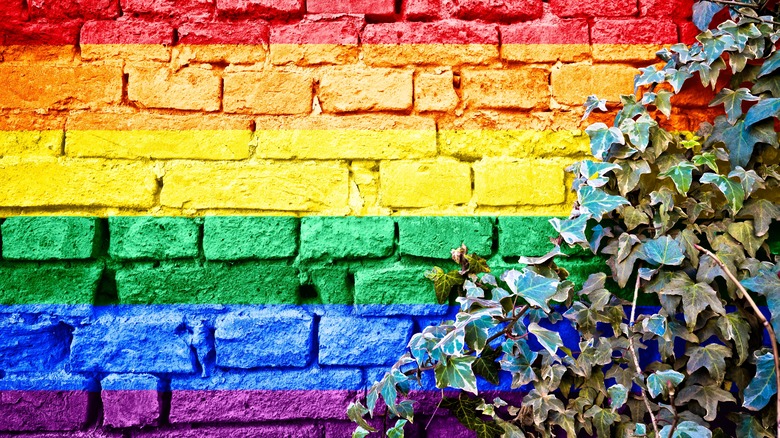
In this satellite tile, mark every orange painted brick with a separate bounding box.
[462,68,549,110]
[223,71,312,115]
[379,159,471,208]
[127,64,221,111]
[415,71,459,112]
[552,63,636,105]
[473,158,566,206]
[319,68,413,113]
[0,113,65,157]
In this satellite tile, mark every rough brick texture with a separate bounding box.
[109,217,199,260]
[1,217,99,260]
[299,216,394,261]
[319,316,413,365]
[101,374,162,428]
[203,216,298,260]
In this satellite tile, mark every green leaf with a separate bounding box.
[585,405,618,438]
[585,123,625,160]
[647,370,684,398]
[352,426,371,438]
[550,215,589,245]
[441,396,504,438]
[737,199,780,236]
[735,413,773,438]
[426,267,465,304]
[620,113,657,151]
[500,339,538,388]
[635,65,666,90]
[522,389,566,424]
[465,253,491,275]
[578,186,630,220]
[347,402,378,433]
[528,322,562,356]
[698,30,736,63]
[641,236,686,266]
[744,98,780,126]
[608,384,628,410]
[693,152,719,172]
[752,74,780,96]
[583,95,608,121]
[686,344,732,383]
[676,384,736,421]
[435,356,478,395]
[743,352,778,411]
[660,420,712,438]
[616,160,652,196]
[728,167,765,196]
[759,50,780,77]
[386,419,407,438]
[727,221,767,258]
[656,90,673,117]
[667,68,694,94]
[509,270,559,312]
[710,88,760,123]
[700,173,746,213]
[717,312,751,365]
[472,346,501,385]
[693,1,724,31]
[659,161,697,195]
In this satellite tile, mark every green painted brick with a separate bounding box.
[354,264,436,305]
[1,217,99,260]
[305,265,352,305]
[109,217,199,260]
[557,256,611,290]
[115,261,300,304]
[398,217,494,259]
[203,216,298,260]
[499,216,557,258]
[299,217,394,261]
[0,262,103,304]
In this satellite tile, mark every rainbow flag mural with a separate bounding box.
[0,0,721,435]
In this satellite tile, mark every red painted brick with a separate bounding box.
[271,17,362,44]
[448,0,543,22]
[362,19,498,44]
[1,21,82,45]
[550,0,637,17]
[306,0,395,18]
[641,0,694,19]
[178,21,270,45]
[404,0,440,21]
[216,0,304,19]
[501,16,588,44]
[81,20,175,45]
[679,22,698,45]
[120,0,212,19]
[28,0,120,20]
[592,18,679,44]
[0,0,27,20]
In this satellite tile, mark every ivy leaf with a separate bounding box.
[676,384,736,421]
[693,152,719,172]
[660,420,713,438]
[435,356,478,395]
[578,186,630,220]
[426,267,465,304]
[522,389,566,424]
[666,68,694,94]
[353,426,371,438]
[743,352,778,411]
[586,123,625,160]
[583,95,608,121]
[640,236,686,266]
[700,173,746,213]
[465,253,491,275]
[735,413,773,438]
[528,322,563,356]
[693,1,724,31]
[656,90,673,117]
[729,167,765,196]
[710,88,759,123]
[744,98,780,126]
[742,266,780,340]
[659,161,697,195]
[717,312,751,365]
[642,314,668,336]
[737,199,780,236]
[472,346,501,385]
[441,396,504,438]
[686,344,732,383]
[585,405,618,438]
[620,113,657,151]
[635,66,667,90]
[616,160,652,196]
[647,370,685,398]
[758,50,780,77]
[752,74,780,96]
[699,30,736,63]
[578,160,621,188]
[727,221,767,258]
[386,419,407,438]
[608,384,628,411]
[500,339,538,388]
[347,402,378,433]
[550,215,589,245]
[510,270,559,312]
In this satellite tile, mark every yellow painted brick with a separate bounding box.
[270,44,359,65]
[349,160,388,215]
[223,71,312,115]
[379,159,471,208]
[319,67,413,113]
[0,113,64,157]
[253,115,436,159]
[161,161,350,212]
[462,69,549,110]
[438,129,588,161]
[65,112,252,160]
[415,71,459,112]
[0,63,122,110]
[363,45,499,67]
[127,64,221,111]
[172,44,266,66]
[0,158,157,208]
[0,45,77,62]
[501,44,590,63]
[473,158,567,206]
[592,44,664,62]
[82,44,170,62]
[552,63,636,105]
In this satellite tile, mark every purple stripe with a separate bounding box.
[0,390,94,431]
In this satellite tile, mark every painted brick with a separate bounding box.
[426,416,477,437]
[120,0,213,18]
[679,22,699,45]
[319,316,413,365]
[29,0,120,19]
[0,21,83,48]
[115,261,300,304]
[175,21,269,64]
[550,0,638,17]
[551,63,636,105]
[270,21,361,65]
[70,314,195,373]
[501,18,589,63]
[557,256,611,289]
[307,0,394,18]
[0,159,157,209]
[438,127,589,161]
[215,309,313,368]
[415,71,459,112]
[1,217,99,260]
[0,64,122,110]
[498,216,557,257]
[216,0,304,19]
[399,217,494,259]
[134,424,322,437]
[641,0,694,19]
[170,366,362,391]
[474,158,567,206]
[319,68,413,113]
[404,0,439,20]
[0,373,95,431]
[223,71,313,115]
[127,65,221,111]
[299,216,394,261]
[109,217,199,260]
[0,263,102,305]
[0,114,64,157]
[592,18,679,61]
[0,0,26,19]
[449,0,543,22]
[204,216,298,260]
[354,265,438,306]
[160,161,350,212]
[462,69,549,110]
[80,20,174,61]
[101,374,162,428]
[306,265,352,304]
[0,318,71,372]
[379,159,471,208]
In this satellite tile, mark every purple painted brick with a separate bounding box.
[101,374,162,428]
[318,316,413,366]
[131,424,321,437]
[0,430,123,438]
[0,390,93,431]
[427,416,476,437]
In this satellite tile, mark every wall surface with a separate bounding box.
[0,0,720,436]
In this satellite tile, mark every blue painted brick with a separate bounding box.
[318,316,413,366]
[203,216,298,260]
[170,367,363,391]
[102,373,163,391]
[215,309,313,369]
[1,217,99,260]
[70,314,195,373]
[0,316,71,372]
[0,371,98,391]
[109,217,199,260]
[299,217,395,261]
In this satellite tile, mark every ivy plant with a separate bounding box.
[349,1,780,437]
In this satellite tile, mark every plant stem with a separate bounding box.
[694,244,780,437]
[668,383,680,437]
[707,0,760,8]
[465,305,530,355]
[628,271,661,437]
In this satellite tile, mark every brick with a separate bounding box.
[679,22,699,45]
[1,217,99,260]
[557,256,610,289]
[0,158,157,209]
[641,0,694,19]
[161,161,349,212]
[216,0,304,19]
[127,65,221,111]
[427,416,478,438]
[305,265,352,304]
[449,0,543,22]
[121,0,212,19]
[550,0,637,17]
[462,69,549,110]
[404,0,439,20]
[592,19,679,61]
[223,71,313,115]
[319,68,413,113]
[29,0,119,19]
[135,424,322,437]
[354,265,438,306]
[0,64,122,110]
[66,112,252,160]
[175,21,269,64]
[551,63,636,105]
[415,71,459,112]
[498,216,557,257]
[70,314,195,373]
[270,18,362,65]
[299,216,394,261]
[0,113,64,157]
[0,317,71,372]
[204,216,298,260]
[474,158,566,206]
[501,18,589,63]
[80,20,174,61]
[438,127,589,161]
[215,309,313,368]
[0,20,81,46]
[115,261,300,304]
[399,217,493,259]
[101,374,162,428]
[109,217,199,260]
[379,159,471,208]
[254,115,436,160]
[319,316,413,365]
[307,0,394,18]
[0,0,25,19]
[0,263,102,304]
[170,366,362,391]
[0,373,95,431]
